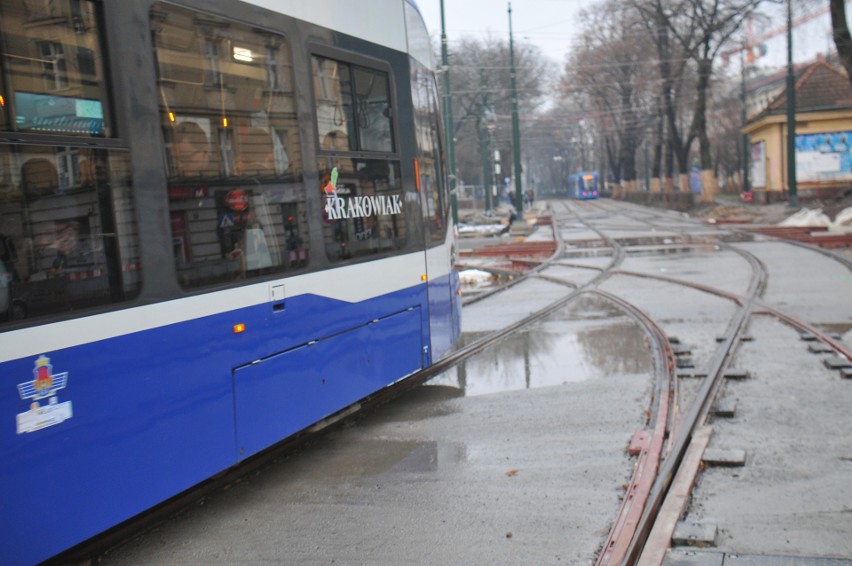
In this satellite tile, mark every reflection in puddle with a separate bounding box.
[432,296,652,396]
[716,232,756,243]
[625,244,721,257]
[615,236,689,247]
[379,385,464,423]
[385,441,467,474]
[816,323,852,339]
[288,439,468,483]
[561,249,615,260]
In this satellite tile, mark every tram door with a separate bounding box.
[419,156,456,363]
[415,70,457,363]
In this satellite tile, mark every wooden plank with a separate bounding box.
[637,425,713,566]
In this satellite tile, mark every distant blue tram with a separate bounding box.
[567,171,600,199]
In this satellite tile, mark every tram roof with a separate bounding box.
[242,0,434,68]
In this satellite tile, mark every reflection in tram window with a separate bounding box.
[319,159,406,261]
[0,0,113,137]
[313,55,405,263]
[412,65,448,244]
[169,120,217,178]
[0,146,141,325]
[313,56,394,154]
[152,2,307,289]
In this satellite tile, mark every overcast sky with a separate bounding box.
[415,0,596,65]
[415,0,837,72]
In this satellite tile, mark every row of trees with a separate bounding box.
[442,0,850,202]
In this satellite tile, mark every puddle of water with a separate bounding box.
[716,232,756,243]
[378,385,464,423]
[432,296,652,396]
[274,438,467,484]
[625,244,721,257]
[384,441,467,474]
[561,249,615,259]
[815,323,852,338]
[615,236,688,247]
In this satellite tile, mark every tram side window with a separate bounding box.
[0,0,112,137]
[313,56,407,262]
[0,147,142,325]
[412,66,448,244]
[151,3,308,289]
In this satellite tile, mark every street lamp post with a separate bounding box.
[480,72,492,216]
[481,122,492,216]
[488,124,498,208]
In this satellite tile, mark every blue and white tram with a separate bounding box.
[0,1,461,563]
[566,171,600,199]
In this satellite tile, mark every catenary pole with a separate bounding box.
[439,0,458,224]
[786,0,798,207]
[508,3,524,215]
[741,43,750,196]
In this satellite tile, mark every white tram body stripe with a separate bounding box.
[243,0,408,52]
[0,252,430,363]
[426,225,455,275]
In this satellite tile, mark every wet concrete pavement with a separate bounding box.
[687,316,852,557]
[99,199,852,566]
[102,311,653,565]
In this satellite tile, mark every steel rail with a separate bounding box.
[570,199,770,565]
[65,199,847,566]
[461,205,567,306]
[70,203,617,564]
[588,288,675,566]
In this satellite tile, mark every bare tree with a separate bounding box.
[561,1,657,193]
[522,100,584,196]
[631,0,761,199]
[831,0,852,88]
[632,0,697,191]
[443,36,553,191]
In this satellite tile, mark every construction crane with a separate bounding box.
[722,4,830,65]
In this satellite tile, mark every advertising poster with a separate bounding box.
[751,141,766,188]
[795,131,852,182]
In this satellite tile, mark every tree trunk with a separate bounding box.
[831,0,852,90]
[693,56,716,201]
[700,169,717,203]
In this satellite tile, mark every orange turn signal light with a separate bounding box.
[233,323,246,334]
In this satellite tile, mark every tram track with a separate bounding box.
[553,199,764,564]
[569,198,851,564]
[451,199,745,564]
[73,198,851,565]
[450,198,774,564]
[64,202,620,565]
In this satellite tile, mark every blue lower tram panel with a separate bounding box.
[234,307,423,460]
[1,298,426,565]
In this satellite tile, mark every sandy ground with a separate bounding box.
[692,194,852,226]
